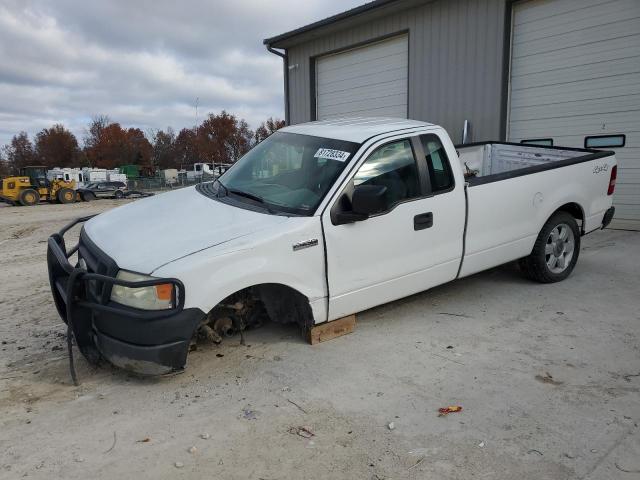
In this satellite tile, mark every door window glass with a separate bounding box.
[420,135,454,193]
[354,139,420,209]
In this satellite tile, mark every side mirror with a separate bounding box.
[334,184,387,225]
[352,184,387,215]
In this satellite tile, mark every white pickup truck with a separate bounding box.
[48,118,617,375]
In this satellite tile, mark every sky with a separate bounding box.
[0,0,365,147]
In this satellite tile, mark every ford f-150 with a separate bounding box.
[47,118,617,376]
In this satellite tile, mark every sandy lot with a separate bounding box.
[0,199,639,479]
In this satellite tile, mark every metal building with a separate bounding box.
[264,0,640,229]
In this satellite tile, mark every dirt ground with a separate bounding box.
[0,199,639,479]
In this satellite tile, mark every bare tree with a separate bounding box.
[254,117,285,144]
[83,115,111,165]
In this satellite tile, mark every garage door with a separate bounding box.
[507,0,640,229]
[315,35,408,120]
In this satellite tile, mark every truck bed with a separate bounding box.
[454,141,616,279]
[456,142,612,185]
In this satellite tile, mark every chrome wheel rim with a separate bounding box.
[545,223,575,274]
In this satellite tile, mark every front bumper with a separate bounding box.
[47,216,205,375]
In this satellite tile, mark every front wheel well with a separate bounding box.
[553,203,585,234]
[206,283,314,330]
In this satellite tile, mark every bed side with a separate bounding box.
[457,143,616,278]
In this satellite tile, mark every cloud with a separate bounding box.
[0,0,363,146]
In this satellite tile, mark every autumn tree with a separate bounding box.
[34,124,79,168]
[85,122,126,168]
[254,117,285,144]
[197,111,252,165]
[84,115,110,149]
[228,119,253,162]
[5,132,35,171]
[174,128,199,168]
[84,120,152,169]
[125,127,153,170]
[151,128,176,169]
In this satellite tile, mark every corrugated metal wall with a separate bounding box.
[285,0,507,143]
[507,0,640,227]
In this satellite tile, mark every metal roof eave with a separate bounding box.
[263,0,404,48]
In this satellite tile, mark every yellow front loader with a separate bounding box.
[0,166,76,206]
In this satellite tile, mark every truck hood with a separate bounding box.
[84,186,289,274]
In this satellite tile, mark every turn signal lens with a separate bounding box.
[155,283,173,301]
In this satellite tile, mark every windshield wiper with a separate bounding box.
[228,189,265,204]
[227,188,275,214]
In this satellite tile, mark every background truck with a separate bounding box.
[48,118,617,375]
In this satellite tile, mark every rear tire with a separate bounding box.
[19,189,40,206]
[81,191,96,202]
[114,190,124,199]
[519,212,580,283]
[57,187,75,204]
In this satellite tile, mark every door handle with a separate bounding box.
[414,212,433,230]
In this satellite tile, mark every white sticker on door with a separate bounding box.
[314,148,351,162]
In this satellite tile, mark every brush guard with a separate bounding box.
[47,216,194,384]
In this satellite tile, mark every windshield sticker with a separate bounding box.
[314,148,351,162]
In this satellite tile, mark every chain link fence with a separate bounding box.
[126,167,232,193]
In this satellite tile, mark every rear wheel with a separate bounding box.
[519,212,580,283]
[57,187,75,204]
[114,190,124,199]
[19,189,40,206]
[81,191,96,202]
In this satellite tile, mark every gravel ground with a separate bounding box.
[0,198,638,479]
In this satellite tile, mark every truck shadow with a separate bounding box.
[10,261,531,393]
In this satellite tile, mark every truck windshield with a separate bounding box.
[214,132,359,215]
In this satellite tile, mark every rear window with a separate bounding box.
[585,134,625,148]
[420,135,454,193]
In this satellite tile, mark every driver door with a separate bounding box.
[321,133,465,321]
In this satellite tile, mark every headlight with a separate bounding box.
[110,270,177,310]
